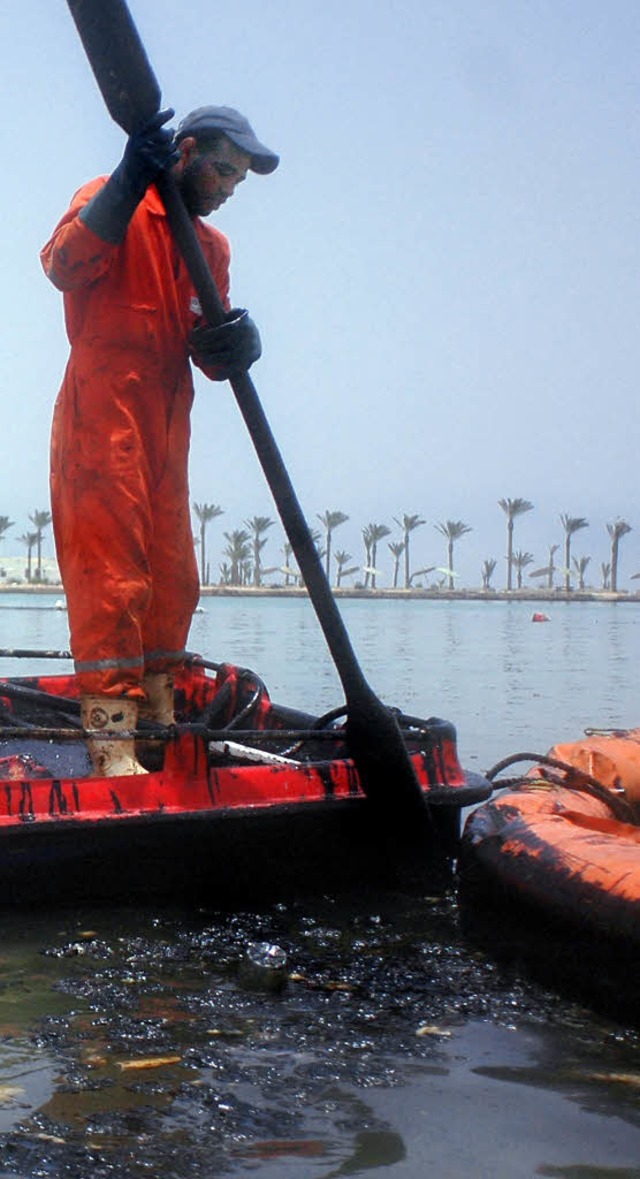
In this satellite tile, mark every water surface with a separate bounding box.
[0,593,638,1177]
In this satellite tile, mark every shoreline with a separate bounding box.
[1,583,638,604]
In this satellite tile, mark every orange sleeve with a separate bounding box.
[196,221,232,313]
[40,178,118,292]
[189,222,234,381]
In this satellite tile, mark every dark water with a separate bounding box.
[0,594,639,1177]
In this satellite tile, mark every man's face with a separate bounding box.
[176,136,251,217]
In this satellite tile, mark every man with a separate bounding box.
[41,106,279,776]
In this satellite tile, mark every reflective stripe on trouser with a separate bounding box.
[50,366,200,698]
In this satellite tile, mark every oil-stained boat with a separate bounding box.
[0,652,491,906]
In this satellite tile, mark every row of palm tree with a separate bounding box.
[0,502,633,594]
[191,499,634,592]
[0,510,52,582]
[497,498,632,593]
[193,507,281,588]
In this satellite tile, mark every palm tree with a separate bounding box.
[19,531,39,583]
[281,541,297,586]
[572,555,591,591]
[393,513,426,589]
[361,525,373,589]
[546,543,559,590]
[559,514,588,592]
[388,541,405,589]
[607,519,632,592]
[317,511,349,581]
[481,558,497,590]
[434,520,472,590]
[334,550,358,587]
[362,523,391,589]
[193,502,223,585]
[512,549,534,589]
[222,529,251,586]
[245,515,275,587]
[0,516,13,546]
[498,498,533,590]
[28,509,52,582]
[601,561,611,591]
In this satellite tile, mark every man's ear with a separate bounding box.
[174,135,198,173]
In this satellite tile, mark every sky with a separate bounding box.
[1,0,639,588]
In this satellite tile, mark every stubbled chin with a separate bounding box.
[176,173,220,217]
[198,196,225,216]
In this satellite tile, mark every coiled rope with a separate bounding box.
[485,751,639,825]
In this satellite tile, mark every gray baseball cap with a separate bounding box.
[176,106,279,174]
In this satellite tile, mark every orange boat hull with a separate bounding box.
[460,731,640,946]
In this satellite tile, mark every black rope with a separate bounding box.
[280,704,348,756]
[184,652,221,672]
[224,686,263,730]
[0,648,73,660]
[0,650,239,669]
[0,724,367,743]
[485,751,639,825]
[311,705,348,728]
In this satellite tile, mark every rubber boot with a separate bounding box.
[139,672,175,725]
[136,672,176,770]
[81,697,148,778]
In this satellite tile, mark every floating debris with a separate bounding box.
[116,1055,182,1072]
[415,1024,452,1038]
[238,942,289,993]
[584,1071,640,1088]
[0,1085,25,1103]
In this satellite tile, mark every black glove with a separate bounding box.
[190,309,262,378]
[120,109,180,197]
[80,109,178,244]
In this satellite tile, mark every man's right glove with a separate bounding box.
[80,109,179,244]
[189,309,262,380]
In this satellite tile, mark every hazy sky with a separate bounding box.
[2,0,639,586]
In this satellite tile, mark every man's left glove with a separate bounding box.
[189,309,262,379]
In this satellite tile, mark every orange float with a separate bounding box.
[460,730,640,947]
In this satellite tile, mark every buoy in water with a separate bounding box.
[532,612,550,623]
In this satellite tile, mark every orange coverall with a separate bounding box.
[41,178,231,697]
